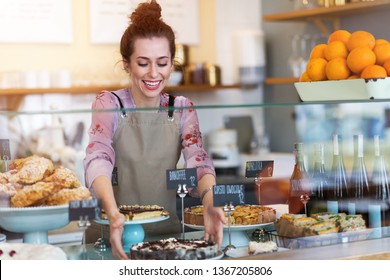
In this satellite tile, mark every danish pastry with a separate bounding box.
[43,166,82,188]
[44,187,92,206]
[10,181,61,207]
[9,155,54,185]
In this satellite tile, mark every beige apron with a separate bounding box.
[111,93,182,236]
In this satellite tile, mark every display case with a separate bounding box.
[1,93,390,260]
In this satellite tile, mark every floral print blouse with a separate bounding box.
[83,88,216,189]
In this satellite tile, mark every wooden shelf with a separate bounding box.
[0,84,242,111]
[263,0,390,22]
[265,77,299,85]
[263,0,390,34]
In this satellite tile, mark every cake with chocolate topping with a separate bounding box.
[130,238,218,260]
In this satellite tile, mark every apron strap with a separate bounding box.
[110,91,127,118]
[168,94,175,121]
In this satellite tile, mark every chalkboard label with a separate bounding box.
[166,168,198,189]
[245,160,274,178]
[213,184,245,207]
[69,199,101,221]
[0,139,11,160]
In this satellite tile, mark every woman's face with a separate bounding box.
[126,37,173,103]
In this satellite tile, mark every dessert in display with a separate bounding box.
[248,241,278,255]
[275,212,367,238]
[0,243,67,260]
[184,204,276,226]
[130,238,218,260]
[100,204,170,221]
[0,155,91,207]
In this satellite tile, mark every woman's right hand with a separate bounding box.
[109,211,128,260]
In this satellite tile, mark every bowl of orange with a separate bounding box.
[295,30,390,102]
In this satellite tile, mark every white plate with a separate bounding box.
[95,215,170,225]
[184,222,273,232]
[295,77,390,102]
[209,250,224,260]
[225,246,288,258]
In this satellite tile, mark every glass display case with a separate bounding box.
[1,93,390,260]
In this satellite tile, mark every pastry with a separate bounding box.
[10,181,61,207]
[184,204,276,226]
[130,238,218,260]
[9,155,54,185]
[118,204,169,221]
[43,166,82,188]
[0,243,67,260]
[44,187,92,206]
[248,241,278,255]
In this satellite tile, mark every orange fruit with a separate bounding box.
[306,58,328,81]
[310,44,327,59]
[325,57,351,80]
[375,39,389,46]
[347,30,376,51]
[328,29,351,46]
[373,43,390,65]
[382,59,390,76]
[360,64,387,79]
[299,71,311,82]
[348,75,360,79]
[347,47,376,74]
[324,41,349,60]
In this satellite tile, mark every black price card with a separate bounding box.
[213,184,245,207]
[69,199,101,221]
[166,168,198,189]
[245,160,274,178]
[0,139,11,160]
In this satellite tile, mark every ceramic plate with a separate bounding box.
[94,215,170,225]
[295,78,390,102]
[208,250,224,260]
[184,222,273,232]
[225,246,288,258]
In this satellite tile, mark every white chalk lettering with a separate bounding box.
[227,185,244,194]
[169,170,186,181]
[213,185,226,194]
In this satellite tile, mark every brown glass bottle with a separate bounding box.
[288,143,311,214]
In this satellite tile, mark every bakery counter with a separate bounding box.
[229,235,390,260]
[61,227,390,260]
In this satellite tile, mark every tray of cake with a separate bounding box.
[184,204,276,228]
[271,212,372,250]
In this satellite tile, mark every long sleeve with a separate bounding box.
[83,91,121,189]
[176,96,216,180]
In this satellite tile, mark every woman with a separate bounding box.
[84,0,225,260]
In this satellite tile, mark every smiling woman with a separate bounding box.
[83,0,225,260]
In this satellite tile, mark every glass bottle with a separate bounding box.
[328,134,349,214]
[288,142,311,214]
[349,134,370,221]
[370,135,390,227]
[310,143,328,214]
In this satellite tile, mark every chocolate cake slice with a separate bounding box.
[130,238,218,260]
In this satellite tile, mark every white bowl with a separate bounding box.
[168,71,183,86]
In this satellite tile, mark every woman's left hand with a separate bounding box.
[203,205,226,249]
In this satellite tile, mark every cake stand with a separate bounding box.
[94,215,169,253]
[184,222,274,248]
[0,205,69,244]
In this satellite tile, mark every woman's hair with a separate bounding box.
[120,0,176,63]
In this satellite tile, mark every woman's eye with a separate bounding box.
[158,64,168,67]
[138,63,148,67]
